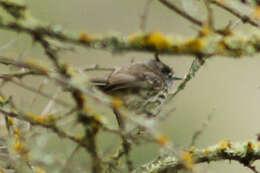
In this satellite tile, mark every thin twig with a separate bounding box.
[140,0,153,31]
[203,0,214,29]
[8,79,72,108]
[246,164,260,173]
[158,0,203,27]
[211,0,259,27]
[34,36,66,76]
[189,109,215,147]
[30,78,49,106]
[0,71,43,79]
[0,37,21,51]
[40,88,61,115]
[83,65,115,72]
[60,145,81,173]
[113,108,134,172]
[0,57,111,110]
[117,109,177,154]
[0,108,87,149]
[167,57,205,103]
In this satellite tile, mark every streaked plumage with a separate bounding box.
[92,59,182,116]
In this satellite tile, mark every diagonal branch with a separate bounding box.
[211,0,259,28]
[167,56,205,102]
[140,0,153,31]
[158,0,203,27]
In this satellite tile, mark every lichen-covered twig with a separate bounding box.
[0,1,260,58]
[167,56,204,102]
[133,140,260,173]
[0,108,85,148]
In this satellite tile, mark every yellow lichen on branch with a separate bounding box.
[247,141,255,153]
[181,151,194,171]
[33,167,46,173]
[112,97,123,109]
[217,140,231,152]
[26,113,56,124]
[127,32,176,52]
[156,135,169,146]
[79,31,96,43]
[143,32,171,50]
[125,30,254,57]
[133,140,260,173]
[12,128,30,159]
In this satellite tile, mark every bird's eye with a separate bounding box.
[161,67,171,74]
[168,72,173,78]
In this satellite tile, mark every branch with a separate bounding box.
[0,1,259,58]
[158,0,203,27]
[0,71,42,79]
[133,140,260,173]
[140,0,153,31]
[83,65,115,72]
[37,30,260,57]
[167,57,204,102]
[8,79,72,108]
[0,108,86,149]
[189,109,214,147]
[211,0,259,28]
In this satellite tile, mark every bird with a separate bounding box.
[91,56,182,125]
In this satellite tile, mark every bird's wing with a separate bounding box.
[91,77,109,86]
[91,63,163,92]
[104,72,162,91]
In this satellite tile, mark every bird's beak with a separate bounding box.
[172,76,183,80]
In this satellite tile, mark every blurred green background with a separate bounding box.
[0,0,260,172]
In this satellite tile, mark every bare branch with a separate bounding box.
[203,0,214,29]
[8,79,72,108]
[211,0,259,27]
[158,0,203,27]
[189,109,215,147]
[140,0,153,31]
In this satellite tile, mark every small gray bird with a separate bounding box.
[92,57,182,118]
